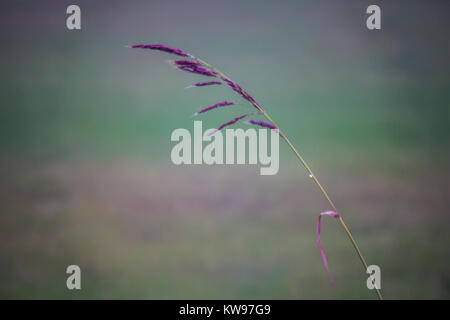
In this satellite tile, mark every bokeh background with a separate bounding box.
[1,0,449,299]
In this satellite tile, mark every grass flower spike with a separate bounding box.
[221,77,261,110]
[194,101,235,116]
[247,119,277,130]
[187,81,222,88]
[208,114,249,136]
[130,44,193,58]
[177,65,217,77]
[130,43,383,300]
[172,59,201,67]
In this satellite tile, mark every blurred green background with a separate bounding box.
[1,0,449,299]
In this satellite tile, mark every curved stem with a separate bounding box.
[195,58,383,300]
[277,126,382,299]
[265,116,382,300]
[338,216,383,300]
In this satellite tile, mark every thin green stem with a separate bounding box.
[264,115,382,300]
[195,57,383,300]
[338,216,383,300]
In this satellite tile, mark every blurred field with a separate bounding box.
[0,0,449,299]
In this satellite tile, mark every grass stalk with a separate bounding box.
[196,57,383,300]
[131,44,383,299]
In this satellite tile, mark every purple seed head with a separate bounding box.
[130,44,193,58]
[194,101,234,115]
[221,78,241,95]
[188,81,222,88]
[178,65,217,77]
[221,77,261,111]
[172,59,201,67]
[247,120,277,130]
[207,114,248,136]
